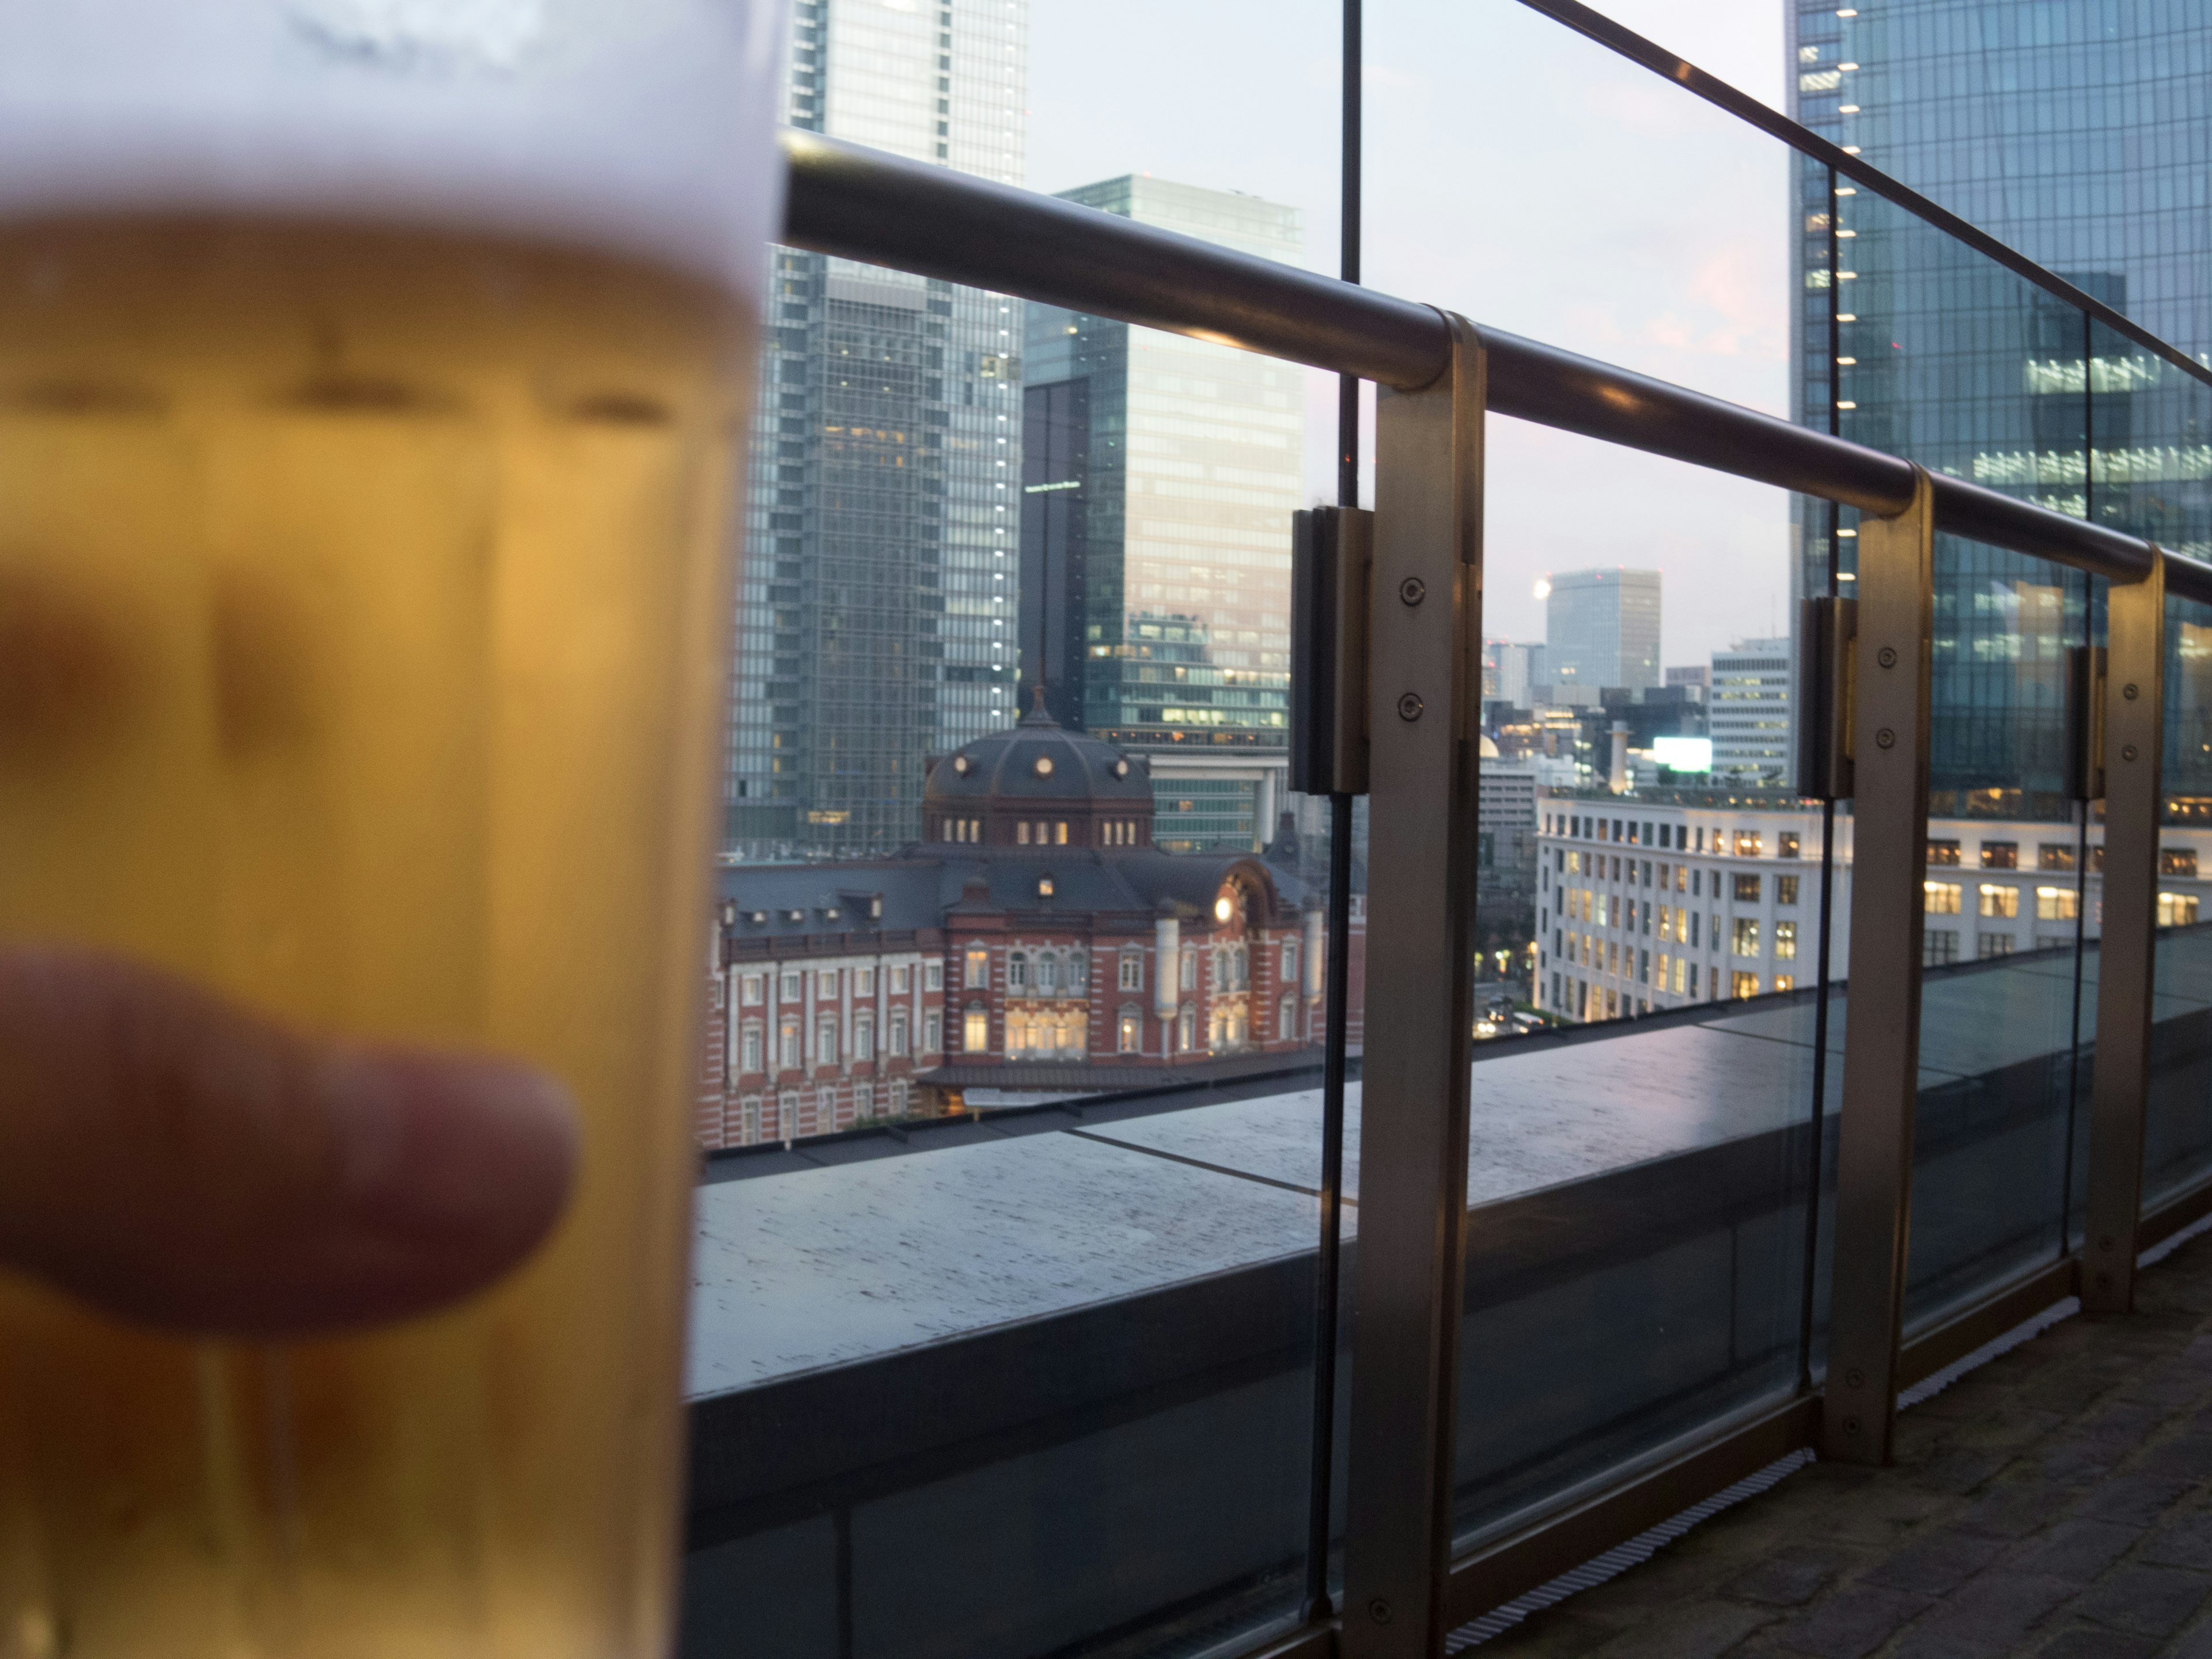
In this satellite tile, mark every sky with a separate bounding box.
[1023,0,1802,671]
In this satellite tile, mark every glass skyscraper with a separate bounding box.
[724,0,1029,861]
[1019,178,1305,852]
[1542,568,1662,694]
[1789,0,2212,808]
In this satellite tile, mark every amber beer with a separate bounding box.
[0,6,778,1654]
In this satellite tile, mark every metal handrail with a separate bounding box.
[780,128,2212,603]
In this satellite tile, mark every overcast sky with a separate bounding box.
[1025,0,1802,668]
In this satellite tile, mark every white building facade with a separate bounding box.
[1708,638,1793,786]
[1535,796,2212,1024]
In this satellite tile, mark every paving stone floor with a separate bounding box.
[1483,1227,2212,1658]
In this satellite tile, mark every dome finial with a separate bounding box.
[1020,684,1060,728]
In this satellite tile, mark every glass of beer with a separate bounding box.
[0,4,782,1653]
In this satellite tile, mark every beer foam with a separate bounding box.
[0,0,787,296]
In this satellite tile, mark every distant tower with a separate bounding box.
[1544,569,1661,693]
[1020,176,1305,853]
[724,0,1031,862]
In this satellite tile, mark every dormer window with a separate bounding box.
[1038,876,1056,899]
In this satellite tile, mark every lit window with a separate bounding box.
[1733,874,1762,903]
[2163,848,2200,878]
[1778,876,1800,906]
[964,945,990,988]
[1017,821,1031,845]
[1118,1008,1141,1052]
[1925,882,1963,915]
[1775,921,1798,960]
[1055,822,1069,845]
[1733,831,1762,857]
[963,1003,989,1051]
[2039,844,2077,873]
[2160,893,2201,927]
[1731,971,1760,999]
[1773,975,1796,993]
[1978,884,2020,919]
[2036,887,2079,922]
[1927,839,1962,867]
[1732,917,1760,956]
[1980,842,2020,870]
[1778,833,1801,859]
[777,1018,800,1071]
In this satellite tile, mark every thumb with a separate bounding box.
[0,948,578,1337]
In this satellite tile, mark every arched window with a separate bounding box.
[1035,953,1055,992]
[963,1003,990,1052]
[1118,1006,1142,1052]
[1008,950,1029,990]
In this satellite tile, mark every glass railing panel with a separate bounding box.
[1821,194,2101,1326]
[682,0,1350,1635]
[2145,592,2212,1211]
[2096,312,2212,1218]
[1442,434,1827,1548]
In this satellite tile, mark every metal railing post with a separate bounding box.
[2083,550,2168,1313]
[1823,468,1934,1467]
[1340,313,1484,1658]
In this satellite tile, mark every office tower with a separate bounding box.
[1484,639,1547,709]
[1710,637,1794,785]
[1543,569,1661,694]
[725,0,1029,861]
[1788,0,2212,804]
[1019,177,1306,853]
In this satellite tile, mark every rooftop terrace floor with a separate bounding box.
[1477,1224,2212,1658]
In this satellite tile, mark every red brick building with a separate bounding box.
[695,707,1348,1150]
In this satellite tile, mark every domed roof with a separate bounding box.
[927,701,1154,805]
